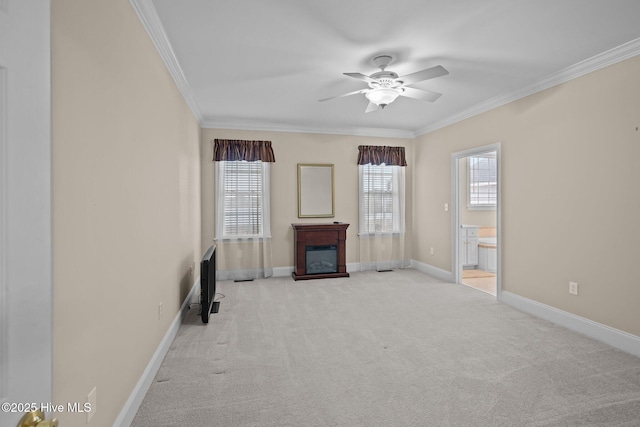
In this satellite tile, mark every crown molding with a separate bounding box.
[130,2,640,140]
[417,37,640,136]
[129,0,203,124]
[201,118,416,139]
[130,0,412,139]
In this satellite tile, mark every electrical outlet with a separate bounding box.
[87,386,97,423]
[569,282,578,295]
[158,302,163,320]
[444,203,449,212]
[430,247,435,255]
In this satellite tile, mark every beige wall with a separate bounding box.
[201,129,413,269]
[52,1,201,426]
[414,55,640,337]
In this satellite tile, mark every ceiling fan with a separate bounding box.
[320,55,449,113]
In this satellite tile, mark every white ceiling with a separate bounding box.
[136,0,640,138]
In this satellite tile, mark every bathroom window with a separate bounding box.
[468,152,497,209]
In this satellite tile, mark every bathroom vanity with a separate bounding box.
[460,225,479,267]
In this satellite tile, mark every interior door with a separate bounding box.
[0,1,53,426]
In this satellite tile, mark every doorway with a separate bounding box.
[452,144,501,297]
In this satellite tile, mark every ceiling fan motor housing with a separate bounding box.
[369,71,401,89]
[367,57,404,106]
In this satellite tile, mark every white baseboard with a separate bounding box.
[114,278,201,426]
[346,262,361,273]
[273,263,362,277]
[273,266,293,277]
[411,259,454,282]
[274,262,420,277]
[500,291,640,358]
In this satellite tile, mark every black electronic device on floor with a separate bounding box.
[200,244,218,323]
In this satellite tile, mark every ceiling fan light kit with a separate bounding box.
[320,54,448,113]
[365,87,401,109]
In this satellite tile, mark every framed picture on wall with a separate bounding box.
[297,164,334,218]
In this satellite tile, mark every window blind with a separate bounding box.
[219,161,266,238]
[468,153,497,207]
[359,164,403,234]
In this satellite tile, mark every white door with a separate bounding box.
[0,1,53,426]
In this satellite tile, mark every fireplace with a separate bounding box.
[292,223,349,280]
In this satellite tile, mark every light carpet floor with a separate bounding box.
[132,269,640,427]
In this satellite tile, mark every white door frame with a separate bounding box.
[0,1,52,425]
[451,143,501,296]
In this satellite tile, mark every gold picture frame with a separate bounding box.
[297,164,335,218]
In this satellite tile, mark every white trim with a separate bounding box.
[500,291,640,358]
[129,0,412,139]
[0,66,6,402]
[451,153,459,285]
[274,262,418,278]
[273,266,294,277]
[410,259,454,283]
[417,37,640,136]
[1,2,53,417]
[216,268,274,281]
[227,263,363,279]
[128,0,203,124]
[358,261,409,272]
[114,277,201,427]
[467,205,496,211]
[201,119,415,139]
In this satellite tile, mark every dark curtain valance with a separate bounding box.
[213,139,276,162]
[357,145,407,166]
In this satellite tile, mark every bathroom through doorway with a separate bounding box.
[452,144,500,296]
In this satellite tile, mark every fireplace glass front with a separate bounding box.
[306,245,338,275]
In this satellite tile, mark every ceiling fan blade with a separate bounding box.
[400,87,442,102]
[365,102,378,113]
[344,72,377,84]
[398,65,448,86]
[319,88,369,102]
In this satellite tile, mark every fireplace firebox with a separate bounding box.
[306,245,337,274]
[292,223,349,280]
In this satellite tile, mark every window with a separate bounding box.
[216,160,271,239]
[468,152,497,209]
[359,163,404,234]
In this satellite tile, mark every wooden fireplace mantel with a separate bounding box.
[292,223,349,280]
